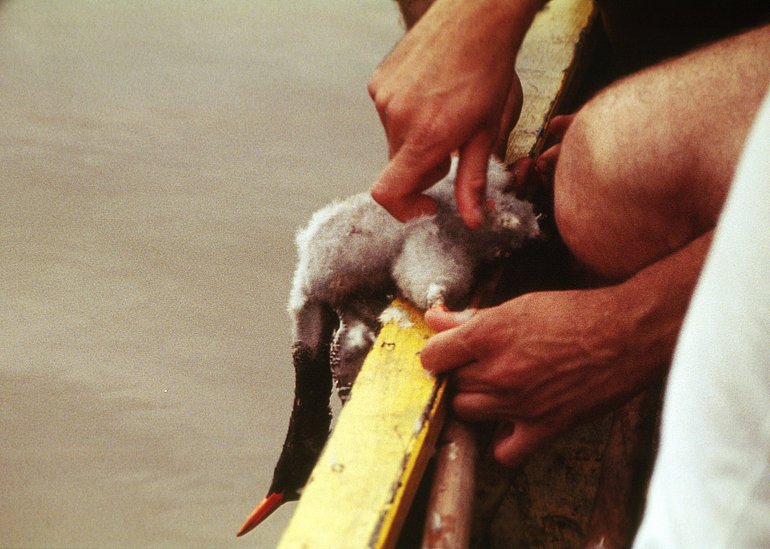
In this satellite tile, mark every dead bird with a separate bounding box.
[237,157,540,536]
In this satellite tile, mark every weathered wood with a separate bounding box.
[277,299,446,549]
[277,1,602,547]
[584,388,661,549]
[507,0,598,161]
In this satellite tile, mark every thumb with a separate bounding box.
[496,73,524,156]
[424,305,477,332]
[492,421,557,468]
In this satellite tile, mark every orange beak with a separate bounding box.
[236,492,286,537]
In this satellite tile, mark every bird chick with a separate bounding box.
[291,156,540,399]
[237,157,540,536]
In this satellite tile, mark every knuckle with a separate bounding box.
[370,184,393,208]
[380,95,434,140]
[367,79,393,114]
[526,399,559,420]
[409,114,443,148]
[493,444,518,468]
[382,96,409,126]
[366,77,378,100]
[371,187,407,221]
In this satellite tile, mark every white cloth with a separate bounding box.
[632,90,770,548]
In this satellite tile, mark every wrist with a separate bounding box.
[418,0,544,51]
[605,234,713,387]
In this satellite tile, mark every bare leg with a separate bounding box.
[555,24,770,280]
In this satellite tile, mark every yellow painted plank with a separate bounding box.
[277,300,446,549]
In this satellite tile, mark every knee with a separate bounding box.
[553,80,702,279]
[553,91,628,276]
[555,81,638,218]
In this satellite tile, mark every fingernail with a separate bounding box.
[465,207,483,230]
[429,302,449,312]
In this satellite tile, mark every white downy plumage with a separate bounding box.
[288,157,541,399]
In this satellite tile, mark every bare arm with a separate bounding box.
[368,0,546,227]
[422,231,712,467]
[393,0,436,29]
[418,23,770,468]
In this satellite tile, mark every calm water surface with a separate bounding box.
[0,2,402,547]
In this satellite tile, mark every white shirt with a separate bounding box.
[633,89,770,548]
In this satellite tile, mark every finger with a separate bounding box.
[492,421,558,468]
[371,149,443,222]
[451,391,508,422]
[424,305,476,332]
[420,156,453,189]
[510,156,534,185]
[535,143,561,182]
[508,156,539,200]
[419,325,477,374]
[495,74,524,156]
[450,361,507,393]
[546,114,574,140]
[455,131,495,229]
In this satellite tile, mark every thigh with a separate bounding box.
[554,23,770,280]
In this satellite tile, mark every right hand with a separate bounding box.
[368,0,535,228]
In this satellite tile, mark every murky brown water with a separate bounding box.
[0,2,402,547]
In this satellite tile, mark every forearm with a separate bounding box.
[607,231,713,393]
[395,0,546,50]
[394,0,436,28]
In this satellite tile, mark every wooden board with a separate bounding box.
[277,0,597,547]
[507,0,597,161]
[277,300,446,549]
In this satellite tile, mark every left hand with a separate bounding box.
[422,287,644,467]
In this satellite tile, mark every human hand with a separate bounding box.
[368,0,540,228]
[509,113,574,201]
[421,287,648,467]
